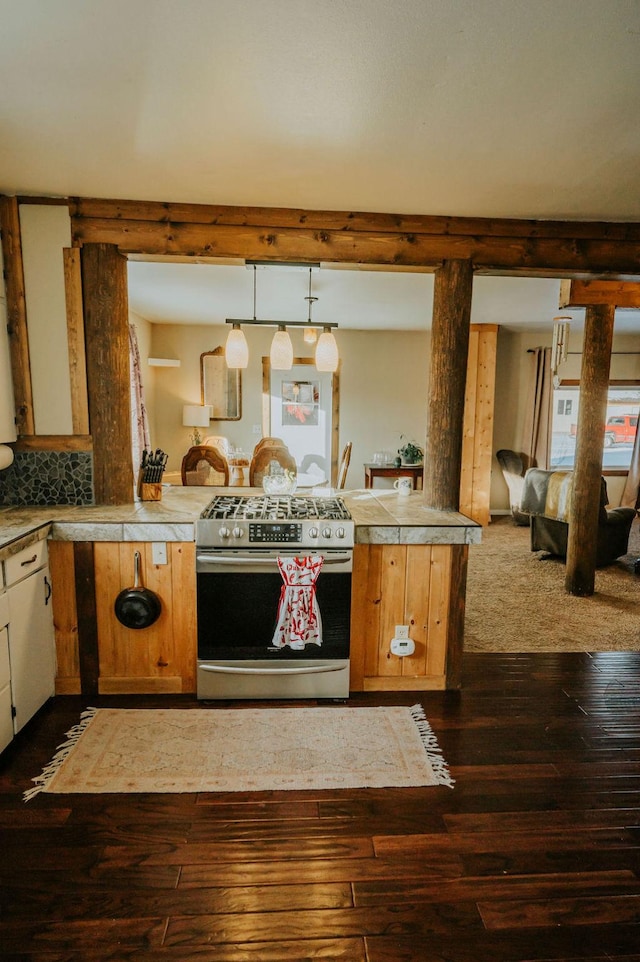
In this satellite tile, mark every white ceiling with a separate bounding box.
[2,0,640,333]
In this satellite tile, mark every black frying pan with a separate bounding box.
[114,551,162,629]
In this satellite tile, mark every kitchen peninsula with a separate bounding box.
[0,487,480,698]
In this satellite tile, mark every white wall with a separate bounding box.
[19,204,73,434]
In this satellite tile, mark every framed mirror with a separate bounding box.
[201,347,242,421]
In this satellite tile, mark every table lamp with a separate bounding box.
[183,404,211,445]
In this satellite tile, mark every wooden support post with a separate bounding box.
[0,196,34,434]
[565,304,615,596]
[424,259,474,511]
[80,242,134,504]
[63,247,90,436]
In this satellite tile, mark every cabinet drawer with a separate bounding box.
[4,540,48,587]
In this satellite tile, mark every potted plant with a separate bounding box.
[398,436,423,465]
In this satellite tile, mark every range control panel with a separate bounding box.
[249,523,302,543]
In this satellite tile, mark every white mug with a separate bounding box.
[393,477,412,496]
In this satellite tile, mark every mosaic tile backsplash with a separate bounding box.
[0,450,94,506]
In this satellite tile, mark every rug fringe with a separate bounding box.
[23,707,99,803]
[409,703,455,788]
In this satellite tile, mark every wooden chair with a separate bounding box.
[337,441,352,489]
[181,445,230,486]
[202,435,231,458]
[249,438,297,487]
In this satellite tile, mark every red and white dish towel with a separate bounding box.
[271,555,324,650]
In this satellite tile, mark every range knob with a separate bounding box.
[232,526,244,539]
[336,526,346,539]
[219,526,231,539]
[322,526,333,539]
[309,526,319,539]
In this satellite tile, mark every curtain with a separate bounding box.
[129,323,151,481]
[520,347,553,469]
[621,404,640,508]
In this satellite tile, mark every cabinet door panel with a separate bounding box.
[7,567,56,733]
[0,627,13,753]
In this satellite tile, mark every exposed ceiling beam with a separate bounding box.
[559,279,640,308]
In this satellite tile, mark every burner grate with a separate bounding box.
[201,495,351,522]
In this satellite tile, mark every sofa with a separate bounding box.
[520,468,636,567]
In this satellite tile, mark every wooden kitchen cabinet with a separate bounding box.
[0,540,56,741]
[49,540,196,695]
[349,542,468,691]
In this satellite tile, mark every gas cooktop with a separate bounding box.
[197,495,354,549]
[201,494,352,521]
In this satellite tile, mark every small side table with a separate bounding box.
[228,457,250,486]
[363,463,423,489]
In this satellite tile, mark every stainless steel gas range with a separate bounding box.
[196,495,354,700]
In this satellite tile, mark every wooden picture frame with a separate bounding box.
[200,347,242,421]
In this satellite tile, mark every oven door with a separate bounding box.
[196,548,352,700]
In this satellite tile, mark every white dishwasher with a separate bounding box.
[5,539,56,735]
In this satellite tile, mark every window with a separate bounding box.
[551,383,640,471]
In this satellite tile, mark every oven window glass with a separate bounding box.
[197,571,351,660]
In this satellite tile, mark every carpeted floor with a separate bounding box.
[465,515,640,652]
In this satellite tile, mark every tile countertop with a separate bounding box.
[0,487,481,559]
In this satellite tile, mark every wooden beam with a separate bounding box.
[424,260,474,511]
[559,278,640,308]
[69,197,640,276]
[445,544,468,689]
[0,196,34,434]
[565,304,615,597]
[14,435,92,452]
[80,243,134,504]
[63,248,90,435]
[73,541,99,697]
[70,196,640,241]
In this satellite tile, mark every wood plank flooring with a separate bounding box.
[1,651,639,960]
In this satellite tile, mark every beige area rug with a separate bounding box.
[25,705,453,801]
[465,516,640,653]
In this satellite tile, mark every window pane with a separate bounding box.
[551,385,640,470]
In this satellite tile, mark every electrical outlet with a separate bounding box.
[394,625,410,640]
[252,424,261,434]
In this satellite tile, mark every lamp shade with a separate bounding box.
[270,326,293,370]
[182,404,211,428]
[225,324,249,369]
[315,328,339,372]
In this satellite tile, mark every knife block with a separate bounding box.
[137,470,163,501]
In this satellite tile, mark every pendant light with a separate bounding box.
[225,267,255,369]
[303,267,318,344]
[225,323,249,369]
[315,326,339,372]
[224,261,339,371]
[270,325,294,370]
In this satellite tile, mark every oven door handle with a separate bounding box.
[200,663,346,676]
[196,553,352,567]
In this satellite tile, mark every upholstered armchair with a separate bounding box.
[521,468,636,567]
[496,449,530,526]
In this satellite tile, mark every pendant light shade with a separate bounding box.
[303,325,318,344]
[270,325,294,370]
[225,323,249,369]
[315,327,339,372]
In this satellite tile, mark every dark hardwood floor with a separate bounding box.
[1,651,640,960]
